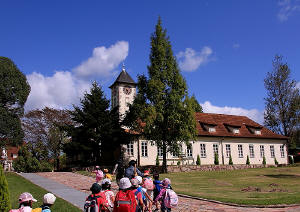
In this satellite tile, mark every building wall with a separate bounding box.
[123,137,288,166]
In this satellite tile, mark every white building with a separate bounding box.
[110,68,288,166]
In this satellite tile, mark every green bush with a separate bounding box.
[262,156,266,165]
[214,152,219,165]
[196,154,201,165]
[40,161,53,172]
[275,157,279,165]
[177,161,181,166]
[0,165,11,211]
[156,155,160,166]
[229,154,233,165]
[246,155,250,165]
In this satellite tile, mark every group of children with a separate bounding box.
[9,192,56,212]
[86,167,178,212]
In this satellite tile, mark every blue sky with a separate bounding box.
[1,0,300,124]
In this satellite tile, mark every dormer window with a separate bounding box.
[209,127,216,132]
[200,122,217,133]
[233,128,240,134]
[224,124,240,134]
[247,126,262,135]
[254,130,261,135]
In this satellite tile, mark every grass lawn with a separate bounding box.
[160,166,300,205]
[5,172,81,212]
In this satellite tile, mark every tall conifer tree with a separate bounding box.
[0,165,11,211]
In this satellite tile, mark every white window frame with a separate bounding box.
[141,141,148,157]
[209,127,216,132]
[249,144,255,158]
[260,145,265,158]
[280,145,285,158]
[200,144,206,158]
[127,141,134,156]
[226,144,231,158]
[187,145,193,157]
[270,145,275,158]
[238,144,243,158]
[157,147,163,158]
[213,144,219,155]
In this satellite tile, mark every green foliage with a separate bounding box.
[123,18,196,173]
[156,155,160,166]
[40,161,53,172]
[264,55,300,147]
[189,94,203,113]
[229,154,233,165]
[246,155,250,165]
[214,152,219,165]
[263,156,266,165]
[274,157,279,165]
[177,161,181,166]
[196,154,201,165]
[0,57,30,147]
[66,82,131,166]
[0,166,11,211]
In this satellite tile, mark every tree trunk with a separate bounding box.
[56,157,60,171]
[162,140,167,173]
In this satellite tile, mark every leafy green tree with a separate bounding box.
[0,165,11,211]
[189,94,203,113]
[229,154,233,165]
[264,55,300,148]
[246,155,250,165]
[0,57,30,147]
[123,18,196,173]
[196,154,201,165]
[274,157,279,165]
[214,152,219,165]
[66,82,130,166]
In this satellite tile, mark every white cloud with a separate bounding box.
[25,71,90,111]
[233,43,240,49]
[73,41,129,78]
[25,41,129,111]
[296,81,300,89]
[177,46,213,72]
[201,101,264,124]
[277,0,300,22]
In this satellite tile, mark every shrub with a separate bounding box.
[246,155,250,165]
[275,157,279,165]
[40,161,53,172]
[0,165,11,211]
[229,154,233,165]
[177,161,181,166]
[262,156,266,165]
[214,152,219,165]
[156,155,160,166]
[196,154,201,165]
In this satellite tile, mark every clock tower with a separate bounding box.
[109,65,137,118]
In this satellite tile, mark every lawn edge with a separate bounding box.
[178,194,300,208]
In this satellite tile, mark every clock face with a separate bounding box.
[123,87,132,95]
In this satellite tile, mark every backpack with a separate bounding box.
[113,190,136,212]
[163,189,178,208]
[144,178,154,190]
[96,170,104,178]
[84,192,109,212]
[136,186,146,201]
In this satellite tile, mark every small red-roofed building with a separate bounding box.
[1,145,20,171]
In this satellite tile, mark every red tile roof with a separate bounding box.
[195,113,287,140]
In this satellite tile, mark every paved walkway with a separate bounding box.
[19,173,86,210]
[34,172,300,212]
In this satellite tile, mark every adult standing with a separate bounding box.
[124,160,144,179]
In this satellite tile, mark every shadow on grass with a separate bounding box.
[264,174,300,179]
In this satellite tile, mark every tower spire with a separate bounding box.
[122,62,126,72]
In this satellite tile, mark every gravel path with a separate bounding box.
[36,172,300,212]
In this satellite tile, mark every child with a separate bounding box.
[153,178,172,212]
[84,183,109,212]
[113,178,136,212]
[135,176,152,212]
[32,193,56,212]
[143,171,154,212]
[153,173,162,212]
[10,192,37,212]
[93,166,104,183]
[101,179,115,211]
[130,178,144,212]
[104,168,112,181]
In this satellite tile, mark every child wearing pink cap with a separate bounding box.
[92,166,104,183]
[10,192,37,212]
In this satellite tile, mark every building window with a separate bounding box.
[209,127,216,132]
[200,144,206,158]
[270,145,275,158]
[141,141,148,157]
[260,145,265,158]
[249,145,255,158]
[254,130,261,135]
[157,147,163,157]
[213,144,218,155]
[127,141,134,156]
[226,144,231,158]
[233,129,240,134]
[280,145,285,158]
[187,145,193,157]
[238,145,243,158]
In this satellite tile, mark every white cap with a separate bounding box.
[43,193,56,205]
[102,178,111,185]
[135,176,142,185]
[119,177,132,190]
